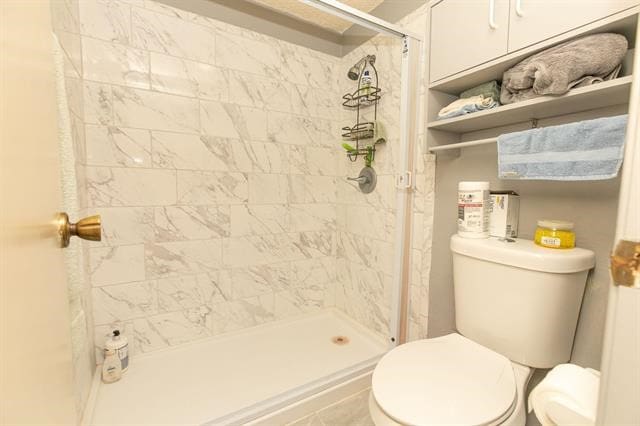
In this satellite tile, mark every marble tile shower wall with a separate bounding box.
[336,4,434,341]
[337,38,401,339]
[79,0,346,358]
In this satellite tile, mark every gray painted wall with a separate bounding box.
[427,143,620,370]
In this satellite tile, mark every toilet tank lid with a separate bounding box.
[450,235,595,273]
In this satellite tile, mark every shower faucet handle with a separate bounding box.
[347,175,369,184]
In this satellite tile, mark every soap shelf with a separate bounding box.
[345,139,385,167]
[342,122,375,140]
[342,86,382,108]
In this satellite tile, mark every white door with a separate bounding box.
[595,13,640,426]
[508,0,638,52]
[429,0,509,82]
[0,1,77,424]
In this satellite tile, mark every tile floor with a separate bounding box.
[288,389,374,426]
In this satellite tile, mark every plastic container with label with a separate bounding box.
[105,329,129,372]
[457,181,490,239]
[534,220,576,249]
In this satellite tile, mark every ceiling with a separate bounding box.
[248,0,385,33]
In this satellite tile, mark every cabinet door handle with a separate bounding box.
[515,0,524,17]
[488,0,498,29]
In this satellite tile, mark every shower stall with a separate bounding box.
[50,0,427,423]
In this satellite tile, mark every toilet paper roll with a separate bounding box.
[528,364,600,426]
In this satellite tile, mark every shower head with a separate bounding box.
[347,55,376,80]
[347,66,360,81]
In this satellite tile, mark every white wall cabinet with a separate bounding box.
[430,0,638,83]
[508,0,638,51]
[430,0,509,82]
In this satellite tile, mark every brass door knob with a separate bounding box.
[610,239,640,288]
[56,213,101,248]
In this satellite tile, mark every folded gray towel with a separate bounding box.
[501,33,628,104]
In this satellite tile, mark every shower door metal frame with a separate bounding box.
[303,0,425,347]
[390,34,423,346]
[299,0,423,39]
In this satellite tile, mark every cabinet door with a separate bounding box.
[508,0,638,52]
[430,0,509,83]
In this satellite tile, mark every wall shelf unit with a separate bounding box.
[428,76,633,134]
[425,6,638,154]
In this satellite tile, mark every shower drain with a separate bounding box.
[331,336,349,345]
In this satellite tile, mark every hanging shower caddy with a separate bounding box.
[341,55,385,167]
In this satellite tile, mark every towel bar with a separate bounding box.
[429,137,497,152]
[428,119,539,153]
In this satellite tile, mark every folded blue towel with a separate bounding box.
[497,115,627,180]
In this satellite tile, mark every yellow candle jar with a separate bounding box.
[534,220,576,249]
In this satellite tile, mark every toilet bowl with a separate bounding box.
[368,334,533,426]
[368,236,595,426]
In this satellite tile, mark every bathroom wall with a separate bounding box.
[69,0,435,363]
[336,3,434,341]
[336,38,401,338]
[427,107,623,369]
[78,0,351,358]
[50,0,95,421]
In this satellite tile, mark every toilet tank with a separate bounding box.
[451,235,595,369]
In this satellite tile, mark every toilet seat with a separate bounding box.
[371,333,517,426]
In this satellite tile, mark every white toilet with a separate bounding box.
[369,235,595,426]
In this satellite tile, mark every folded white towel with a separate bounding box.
[437,95,498,119]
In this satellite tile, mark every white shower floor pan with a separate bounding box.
[86,309,387,425]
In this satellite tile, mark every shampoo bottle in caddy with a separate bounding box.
[361,69,372,95]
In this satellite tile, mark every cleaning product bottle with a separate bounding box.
[102,348,122,383]
[105,330,129,372]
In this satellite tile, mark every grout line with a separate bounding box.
[83,79,343,126]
